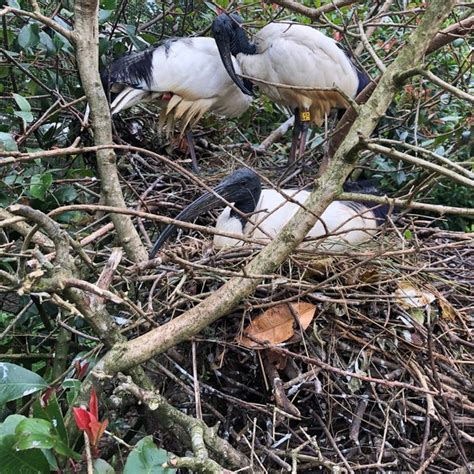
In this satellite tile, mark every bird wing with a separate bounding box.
[105,37,251,118]
[239,23,359,122]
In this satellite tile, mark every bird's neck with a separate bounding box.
[230,187,261,226]
[356,68,370,95]
[231,28,257,56]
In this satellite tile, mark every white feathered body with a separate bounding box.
[214,189,378,250]
[109,37,252,132]
[236,23,360,125]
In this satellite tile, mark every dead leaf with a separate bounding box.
[439,297,458,321]
[238,302,316,349]
[395,282,435,309]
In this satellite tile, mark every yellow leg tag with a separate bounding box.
[300,111,311,122]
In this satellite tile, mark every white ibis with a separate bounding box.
[211,14,370,163]
[149,168,386,257]
[102,37,253,172]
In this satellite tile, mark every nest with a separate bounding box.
[115,150,473,471]
[1,144,472,472]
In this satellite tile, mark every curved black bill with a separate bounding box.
[149,185,235,259]
[214,36,253,97]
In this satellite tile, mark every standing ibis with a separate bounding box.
[149,168,386,257]
[211,14,370,163]
[102,37,253,172]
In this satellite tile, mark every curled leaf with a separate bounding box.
[239,302,316,349]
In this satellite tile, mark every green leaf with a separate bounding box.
[29,173,53,201]
[123,25,148,50]
[0,434,50,474]
[99,9,114,23]
[404,229,412,240]
[39,32,56,55]
[14,110,34,124]
[0,363,48,407]
[54,184,77,203]
[17,23,40,50]
[7,0,20,9]
[15,432,55,451]
[124,436,176,474]
[0,132,18,152]
[0,66,10,78]
[15,418,80,461]
[100,0,116,9]
[12,93,31,112]
[0,415,27,436]
[16,418,51,438]
[94,458,116,474]
[32,394,68,446]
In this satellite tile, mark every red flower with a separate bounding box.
[73,387,108,456]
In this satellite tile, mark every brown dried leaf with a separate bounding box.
[439,297,458,321]
[239,302,316,349]
[395,282,435,309]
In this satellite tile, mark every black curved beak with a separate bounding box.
[214,34,253,97]
[149,184,237,259]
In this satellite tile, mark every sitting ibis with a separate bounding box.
[149,168,386,258]
[102,37,253,172]
[211,14,370,163]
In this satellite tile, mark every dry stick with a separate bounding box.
[369,138,474,179]
[73,0,147,262]
[358,21,386,73]
[49,203,262,246]
[96,0,458,376]
[191,341,202,421]
[338,192,474,217]
[426,314,469,467]
[313,412,354,473]
[269,0,358,20]
[364,142,474,188]
[268,346,439,396]
[397,68,474,104]
[114,374,255,472]
[355,0,395,56]
[0,6,73,40]
[415,432,449,474]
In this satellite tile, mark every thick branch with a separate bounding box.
[99,0,457,374]
[73,0,147,262]
[114,375,254,472]
[0,208,54,250]
[8,204,70,265]
[426,15,473,54]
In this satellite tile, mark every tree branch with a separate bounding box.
[364,142,474,188]
[73,0,147,262]
[267,0,358,20]
[395,67,474,104]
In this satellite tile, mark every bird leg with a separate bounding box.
[185,129,200,174]
[288,108,302,164]
[298,121,310,159]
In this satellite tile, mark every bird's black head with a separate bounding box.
[211,13,255,96]
[149,168,261,259]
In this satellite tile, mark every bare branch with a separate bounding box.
[0,6,74,41]
[364,142,474,188]
[73,0,147,262]
[268,0,358,19]
[396,67,474,104]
